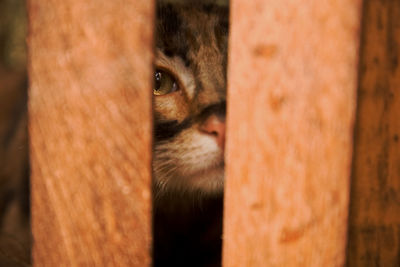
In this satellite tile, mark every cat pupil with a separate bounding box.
[155,71,162,91]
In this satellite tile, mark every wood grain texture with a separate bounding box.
[223,0,362,266]
[347,0,400,266]
[27,0,154,266]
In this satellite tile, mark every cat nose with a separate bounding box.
[199,115,225,150]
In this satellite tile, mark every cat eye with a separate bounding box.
[153,69,179,96]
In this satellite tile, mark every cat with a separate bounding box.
[153,2,229,266]
[153,2,228,196]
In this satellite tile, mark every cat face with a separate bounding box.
[153,3,228,195]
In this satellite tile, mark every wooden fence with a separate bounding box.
[27,0,399,266]
[28,0,153,265]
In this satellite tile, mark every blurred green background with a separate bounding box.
[0,0,27,72]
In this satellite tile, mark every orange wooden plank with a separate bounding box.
[27,0,154,265]
[223,0,362,266]
[347,0,400,265]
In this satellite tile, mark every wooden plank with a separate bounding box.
[347,0,400,266]
[223,0,362,266]
[27,0,154,265]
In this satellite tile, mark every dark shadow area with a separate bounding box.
[346,0,400,266]
[0,0,31,266]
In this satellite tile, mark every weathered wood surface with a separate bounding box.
[347,0,400,266]
[28,0,154,266]
[223,0,362,266]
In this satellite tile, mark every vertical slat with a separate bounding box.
[347,0,400,266]
[28,0,154,266]
[223,0,362,266]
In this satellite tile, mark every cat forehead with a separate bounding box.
[155,3,229,63]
